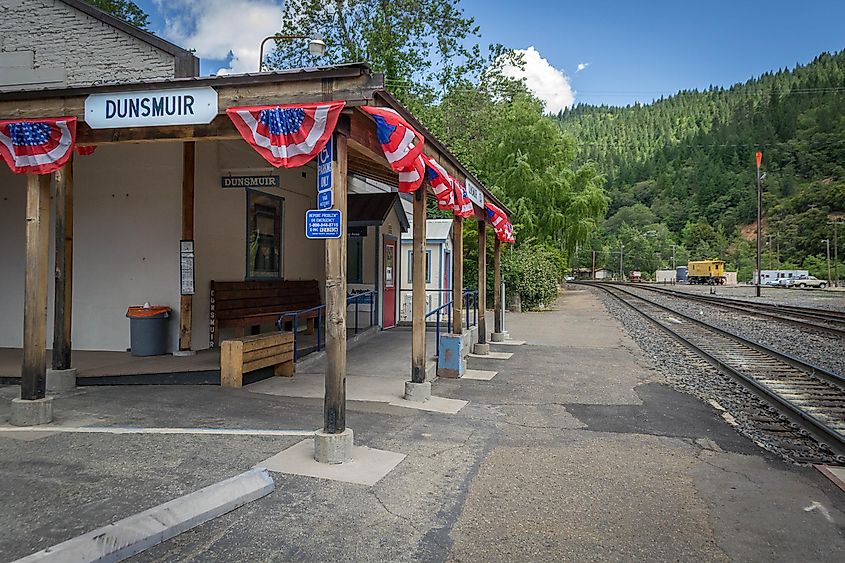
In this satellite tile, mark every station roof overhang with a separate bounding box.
[0,62,511,219]
[348,193,410,232]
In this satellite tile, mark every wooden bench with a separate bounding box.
[210,280,323,347]
[220,332,294,388]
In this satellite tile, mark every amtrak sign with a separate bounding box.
[464,178,485,209]
[84,87,218,129]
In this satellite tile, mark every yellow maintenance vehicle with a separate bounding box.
[687,259,726,285]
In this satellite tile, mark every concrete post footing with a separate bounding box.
[491,331,510,343]
[47,368,77,393]
[10,397,54,426]
[404,381,431,402]
[313,428,354,464]
[473,343,490,355]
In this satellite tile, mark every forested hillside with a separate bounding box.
[559,51,845,280]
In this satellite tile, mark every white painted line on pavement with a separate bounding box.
[0,426,316,437]
[13,468,275,563]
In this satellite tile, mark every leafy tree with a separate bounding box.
[84,0,149,29]
[266,0,481,104]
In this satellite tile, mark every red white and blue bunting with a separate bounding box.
[422,154,455,210]
[0,117,77,174]
[361,106,425,192]
[485,202,516,243]
[227,101,345,168]
[452,178,474,218]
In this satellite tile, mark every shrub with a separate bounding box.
[503,244,559,309]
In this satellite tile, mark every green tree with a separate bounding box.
[266,0,481,105]
[84,0,149,29]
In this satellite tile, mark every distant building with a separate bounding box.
[399,217,453,322]
[655,269,676,283]
[754,269,808,284]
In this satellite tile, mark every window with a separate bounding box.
[407,249,431,284]
[246,190,283,279]
[348,235,364,283]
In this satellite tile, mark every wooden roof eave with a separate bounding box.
[0,64,383,146]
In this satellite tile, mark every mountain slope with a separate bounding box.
[558,51,845,277]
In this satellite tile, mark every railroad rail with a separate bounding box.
[594,283,845,460]
[620,283,845,337]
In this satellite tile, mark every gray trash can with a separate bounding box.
[126,306,171,356]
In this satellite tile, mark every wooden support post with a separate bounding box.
[494,237,502,334]
[179,142,195,351]
[52,158,73,370]
[477,220,487,345]
[452,216,463,334]
[411,187,427,383]
[21,174,51,400]
[324,130,348,434]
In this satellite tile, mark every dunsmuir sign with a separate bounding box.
[84,87,218,129]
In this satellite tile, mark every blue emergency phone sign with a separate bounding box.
[317,138,333,192]
[317,189,333,210]
[306,209,342,239]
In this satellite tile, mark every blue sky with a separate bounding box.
[135,0,845,108]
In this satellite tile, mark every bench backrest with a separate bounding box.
[211,280,322,320]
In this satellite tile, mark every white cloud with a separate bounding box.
[577,62,590,72]
[153,0,284,75]
[500,47,575,113]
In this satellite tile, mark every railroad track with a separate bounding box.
[594,283,845,461]
[621,283,845,337]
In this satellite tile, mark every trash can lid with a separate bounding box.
[126,306,172,318]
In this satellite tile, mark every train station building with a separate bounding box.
[0,0,516,444]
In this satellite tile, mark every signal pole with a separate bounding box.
[755,151,763,297]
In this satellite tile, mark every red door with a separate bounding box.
[383,239,396,328]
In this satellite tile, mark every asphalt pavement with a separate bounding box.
[1,287,843,562]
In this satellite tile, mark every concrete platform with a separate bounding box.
[0,347,221,384]
[462,369,498,381]
[257,439,406,486]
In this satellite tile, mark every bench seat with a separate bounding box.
[220,331,294,387]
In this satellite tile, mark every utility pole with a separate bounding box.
[619,242,624,281]
[755,151,763,297]
[592,250,596,280]
[671,244,676,271]
[828,221,841,287]
[823,239,832,286]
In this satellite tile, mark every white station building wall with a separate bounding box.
[0,138,326,353]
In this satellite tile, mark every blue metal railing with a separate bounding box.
[463,289,478,329]
[424,288,479,358]
[276,290,377,361]
[426,299,452,357]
